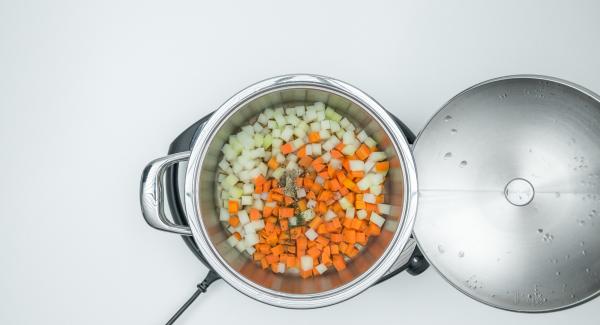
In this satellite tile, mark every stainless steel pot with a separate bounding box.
[141,75,418,308]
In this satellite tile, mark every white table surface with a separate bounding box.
[2,0,600,324]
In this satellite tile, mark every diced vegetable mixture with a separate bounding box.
[216,102,391,278]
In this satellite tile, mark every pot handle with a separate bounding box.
[140,151,193,236]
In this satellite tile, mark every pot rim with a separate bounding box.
[184,74,418,308]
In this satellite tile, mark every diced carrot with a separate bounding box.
[260,258,269,269]
[342,178,358,192]
[326,218,341,232]
[307,247,321,259]
[315,236,330,246]
[339,187,349,196]
[254,175,266,186]
[367,223,381,236]
[267,157,278,170]
[263,206,273,218]
[310,182,322,194]
[375,161,390,172]
[297,235,307,256]
[297,199,307,211]
[300,270,312,278]
[279,207,294,218]
[313,163,326,172]
[297,145,307,157]
[228,215,240,227]
[280,219,289,231]
[317,223,327,234]
[355,144,371,160]
[265,254,278,265]
[345,246,359,258]
[298,156,313,168]
[329,179,341,191]
[335,142,345,151]
[343,228,356,244]
[351,218,363,230]
[286,255,297,268]
[330,149,343,159]
[333,254,346,271]
[309,216,323,229]
[271,245,284,256]
[339,242,348,254]
[228,200,239,214]
[317,190,333,201]
[271,192,284,202]
[318,171,330,179]
[306,191,317,200]
[308,132,321,143]
[356,232,367,245]
[321,246,332,266]
[330,233,343,243]
[281,142,294,154]
[284,195,294,206]
[350,171,364,179]
[330,244,340,255]
[253,252,264,261]
[249,208,261,221]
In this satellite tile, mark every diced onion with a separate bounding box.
[300,256,314,271]
[357,209,368,220]
[370,211,385,227]
[305,228,318,241]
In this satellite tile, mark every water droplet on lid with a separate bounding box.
[586,268,590,273]
[437,245,445,254]
[582,250,587,256]
[443,152,452,159]
[450,128,457,134]
[578,220,586,226]
[556,271,561,276]
[458,251,465,258]
[444,115,452,122]
[459,160,468,168]
[571,294,575,299]
[537,228,544,233]
[580,241,585,247]
[555,192,560,198]
[543,298,548,302]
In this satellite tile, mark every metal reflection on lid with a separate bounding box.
[413,75,600,312]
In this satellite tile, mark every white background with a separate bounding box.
[2,0,600,324]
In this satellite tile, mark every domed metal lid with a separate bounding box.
[412,75,600,312]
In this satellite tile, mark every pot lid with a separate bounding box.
[412,75,600,312]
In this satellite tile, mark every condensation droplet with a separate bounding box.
[586,268,590,273]
[580,241,585,247]
[459,160,468,168]
[556,271,561,276]
[458,251,465,258]
[537,228,544,233]
[450,128,458,135]
[444,115,452,122]
[582,250,587,256]
[437,245,445,254]
[443,152,452,159]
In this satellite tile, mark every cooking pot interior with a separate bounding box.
[197,87,407,295]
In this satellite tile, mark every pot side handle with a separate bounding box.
[140,151,193,236]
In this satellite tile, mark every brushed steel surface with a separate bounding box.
[413,75,600,312]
